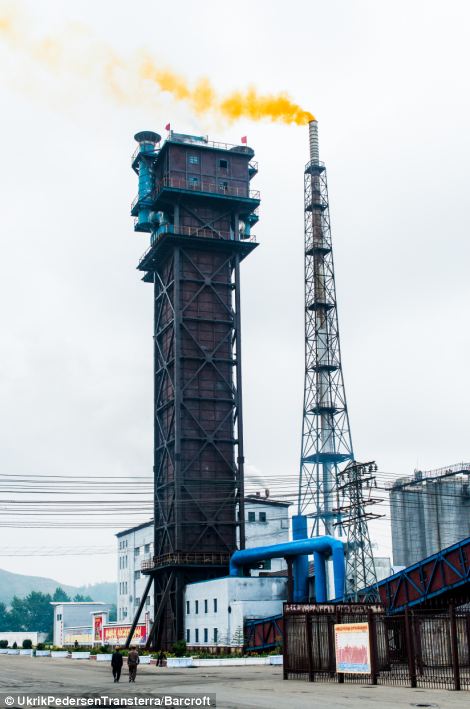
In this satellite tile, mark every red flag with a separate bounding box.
[241,136,247,144]
[165,122,171,131]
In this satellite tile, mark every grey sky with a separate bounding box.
[0,0,469,585]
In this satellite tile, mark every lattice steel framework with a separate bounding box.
[129,130,259,648]
[148,239,251,646]
[298,121,354,534]
[337,461,381,599]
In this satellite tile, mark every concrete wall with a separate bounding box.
[0,632,47,647]
[184,576,287,647]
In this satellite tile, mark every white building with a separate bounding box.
[116,520,154,623]
[244,495,291,575]
[51,602,112,647]
[115,495,291,625]
[184,576,287,649]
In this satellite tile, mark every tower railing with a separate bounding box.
[152,175,260,201]
[137,224,257,267]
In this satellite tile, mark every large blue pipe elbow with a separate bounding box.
[229,536,345,601]
[292,515,309,602]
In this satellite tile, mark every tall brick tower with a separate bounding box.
[130,130,259,647]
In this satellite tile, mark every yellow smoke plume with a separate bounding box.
[0,4,314,126]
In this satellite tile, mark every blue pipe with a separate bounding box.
[134,131,160,229]
[229,536,345,601]
[292,515,309,602]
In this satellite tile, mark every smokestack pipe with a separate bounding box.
[309,120,319,163]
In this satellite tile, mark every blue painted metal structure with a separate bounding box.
[243,613,284,652]
[371,535,470,613]
[292,515,309,602]
[229,536,345,602]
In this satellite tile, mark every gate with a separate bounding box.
[283,603,470,690]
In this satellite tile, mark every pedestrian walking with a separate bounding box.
[111,646,123,683]
[156,649,165,667]
[127,646,140,682]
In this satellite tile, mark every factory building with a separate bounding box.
[51,602,112,646]
[116,521,154,623]
[390,463,470,567]
[184,576,287,650]
[116,495,290,624]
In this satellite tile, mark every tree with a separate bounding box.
[7,596,26,631]
[52,588,70,603]
[0,602,10,632]
[7,592,53,636]
[72,594,93,602]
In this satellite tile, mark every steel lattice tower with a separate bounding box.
[130,129,259,648]
[298,121,354,535]
[338,461,381,598]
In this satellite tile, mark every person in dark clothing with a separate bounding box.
[156,649,165,667]
[111,646,123,683]
[127,647,140,682]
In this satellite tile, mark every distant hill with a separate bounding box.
[0,568,116,606]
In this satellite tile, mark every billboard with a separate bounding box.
[334,622,371,674]
[93,614,104,642]
[103,624,146,645]
[64,631,93,645]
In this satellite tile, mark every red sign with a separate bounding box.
[93,615,104,642]
[103,624,146,645]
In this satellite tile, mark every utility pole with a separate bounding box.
[336,461,382,600]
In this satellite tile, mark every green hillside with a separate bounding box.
[0,568,116,606]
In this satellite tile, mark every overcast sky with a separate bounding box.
[0,0,469,586]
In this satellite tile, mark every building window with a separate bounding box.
[135,598,140,607]
[186,629,190,643]
[144,544,150,553]
[195,600,199,615]
[188,155,199,165]
[248,511,256,522]
[134,570,140,580]
[213,628,218,643]
[134,547,140,557]
[259,559,272,570]
[219,159,228,169]
[188,176,199,187]
[186,601,190,615]
[204,628,208,643]
[56,614,62,621]
[259,511,267,523]
[281,517,289,529]
[204,599,208,614]
[146,597,150,606]
[219,180,228,192]
[213,598,217,613]
[195,629,199,643]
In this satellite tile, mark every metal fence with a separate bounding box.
[283,603,470,690]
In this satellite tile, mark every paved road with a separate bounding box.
[0,655,468,708]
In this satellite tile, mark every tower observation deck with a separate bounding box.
[130,130,259,648]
